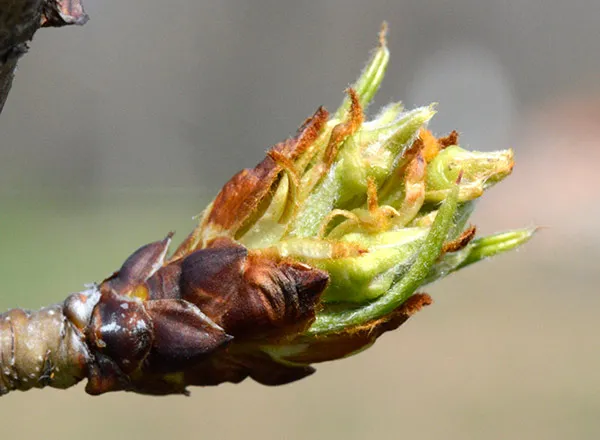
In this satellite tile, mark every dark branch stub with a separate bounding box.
[0,0,88,114]
[41,0,89,27]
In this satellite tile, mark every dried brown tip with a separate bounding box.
[397,292,433,316]
[346,88,364,131]
[379,21,389,47]
[456,169,464,184]
[442,225,477,254]
[438,130,459,148]
[367,177,379,213]
[324,88,364,167]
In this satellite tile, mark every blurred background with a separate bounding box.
[1,0,599,439]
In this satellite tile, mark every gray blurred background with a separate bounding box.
[1,1,599,439]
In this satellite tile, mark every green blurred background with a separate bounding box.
[1,1,599,438]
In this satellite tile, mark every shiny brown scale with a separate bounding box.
[87,290,153,374]
[178,239,328,336]
[78,227,328,394]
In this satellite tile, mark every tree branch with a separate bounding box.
[0,0,87,114]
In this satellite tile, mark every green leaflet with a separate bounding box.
[308,185,459,335]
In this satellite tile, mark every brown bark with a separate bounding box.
[0,0,87,114]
